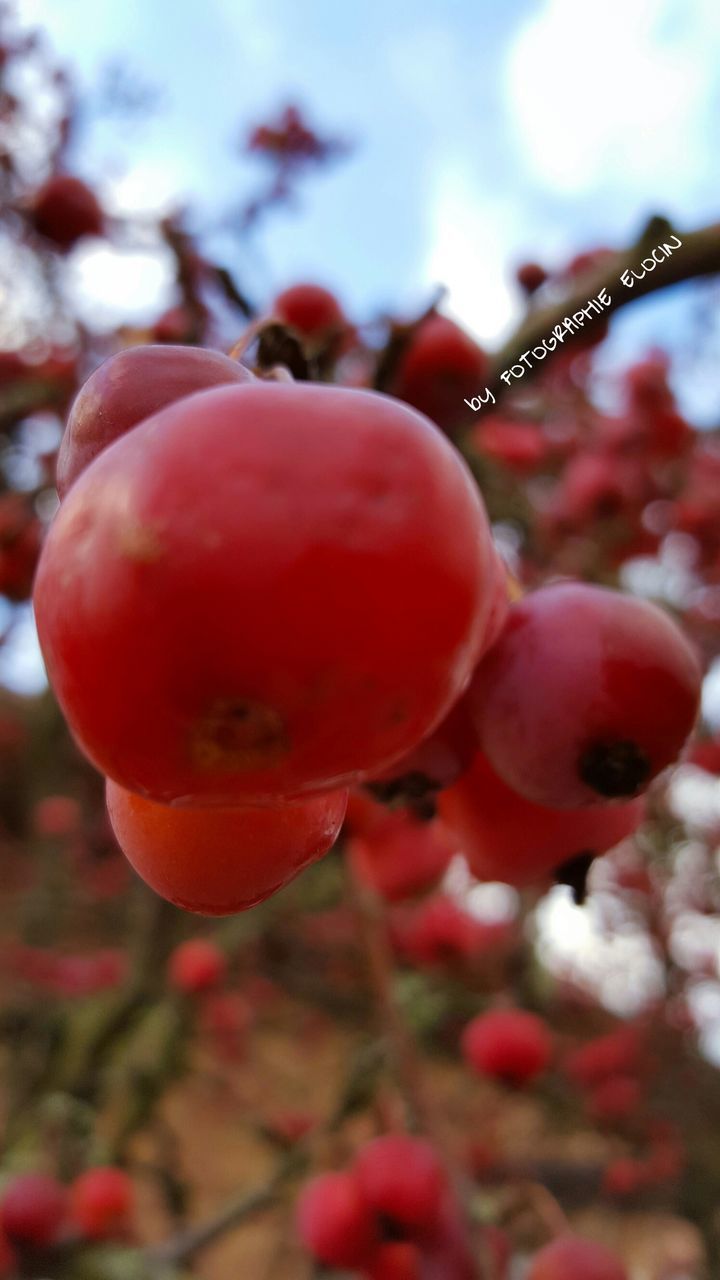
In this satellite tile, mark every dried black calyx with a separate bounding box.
[578,739,650,799]
[554,851,595,905]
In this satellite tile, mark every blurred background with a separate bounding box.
[0,1,720,1277]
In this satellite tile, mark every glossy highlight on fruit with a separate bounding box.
[107,780,348,915]
[36,381,493,804]
[469,582,701,807]
[56,344,254,497]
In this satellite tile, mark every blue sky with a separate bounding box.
[16,0,720,353]
[5,0,720,696]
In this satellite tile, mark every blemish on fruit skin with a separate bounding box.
[191,697,289,772]
[118,522,163,563]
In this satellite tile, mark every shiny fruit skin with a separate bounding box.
[354,1135,445,1230]
[462,1009,552,1085]
[470,582,701,808]
[56,344,253,498]
[438,752,644,888]
[69,1167,134,1241]
[36,382,493,805]
[107,781,348,915]
[0,1173,67,1248]
[31,174,103,249]
[527,1234,627,1280]
[296,1170,377,1269]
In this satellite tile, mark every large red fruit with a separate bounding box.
[36,382,493,804]
[30,174,103,249]
[527,1234,627,1280]
[0,1173,67,1248]
[296,1170,377,1269]
[469,582,701,807]
[57,344,254,497]
[107,781,347,914]
[461,1008,552,1085]
[354,1135,445,1231]
[438,753,644,888]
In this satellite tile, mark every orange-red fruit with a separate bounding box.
[527,1234,627,1280]
[0,1173,68,1247]
[391,315,488,431]
[37,383,493,805]
[438,752,644,888]
[354,1135,445,1230]
[462,1009,552,1086]
[31,174,103,249]
[56,344,253,497]
[108,781,348,915]
[167,939,227,992]
[273,283,345,337]
[296,1170,377,1269]
[69,1167,134,1241]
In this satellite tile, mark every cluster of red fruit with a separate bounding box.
[32,302,703,913]
[296,1133,627,1279]
[0,1166,134,1269]
[297,1134,485,1278]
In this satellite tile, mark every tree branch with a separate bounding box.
[485,216,720,406]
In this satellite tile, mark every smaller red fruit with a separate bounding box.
[273,283,345,338]
[363,1241,420,1280]
[527,1234,627,1280]
[516,261,547,294]
[0,1172,68,1248]
[168,939,226,994]
[296,1170,377,1268]
[70,1167,134,1240]
[354,1134,446,1231]
[31,174,103,249]
[462,1009,552,1086]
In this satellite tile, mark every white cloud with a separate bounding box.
[505,0,719,196]
[419,166,519,343]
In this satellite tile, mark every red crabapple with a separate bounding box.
[56,344,253,497]
[516,261,547,294]
[107,780,347,914]
[0,1172,68,1248]
[36,382,494,805]
[462,1008,552,1086]
[347,812,458,902]
[363,1242,420,1279]
[391,314,488,432]
[438,752,644,888]
[527,1234,627,1280]
[469,582,701,807]
[30,174,103,249]
[296,1170,377,1269]
[167,939,226,993]
[69,1167,134,1240]
[273,283,345,338]
[354,1135,446,1231]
